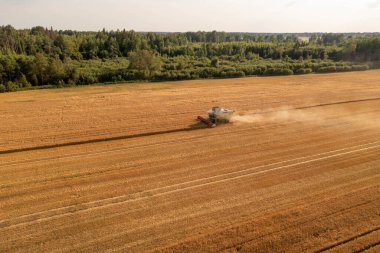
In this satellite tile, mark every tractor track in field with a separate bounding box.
[353,241,380,253]
[218,197,380,253]
[64,191,380,253]
[0,127,203,155]
[1,141,379,230]
[17,177,377,253]
[2,144,378,231]
[5,182,370,252]
[66,184,379,253]
[1,97,380,156]
[313,227,380,253]
[256,97,380,115]
[4,169,376,249]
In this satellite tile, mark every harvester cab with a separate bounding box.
[197,107,235,128]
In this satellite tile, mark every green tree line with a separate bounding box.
[0,25,379,92]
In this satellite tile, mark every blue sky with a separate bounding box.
[0,0,379,32]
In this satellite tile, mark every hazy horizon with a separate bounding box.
[1,0,380,32]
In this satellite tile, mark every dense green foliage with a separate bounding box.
[0,25,379,92]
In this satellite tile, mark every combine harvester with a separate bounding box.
[197,107,235,128]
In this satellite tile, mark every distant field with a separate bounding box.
[1,71,380,252]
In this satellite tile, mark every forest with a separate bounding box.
[0,25,379,92]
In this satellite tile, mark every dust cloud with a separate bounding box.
[230,106,380,129]
[230,107,324,124]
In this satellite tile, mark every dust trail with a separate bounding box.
[230,105,380,128]
[230,107,324,125]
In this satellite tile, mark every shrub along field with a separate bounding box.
[0,26,379,92]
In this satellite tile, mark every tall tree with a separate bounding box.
[128,50,161,78]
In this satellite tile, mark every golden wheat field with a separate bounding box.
[1,71,380,252]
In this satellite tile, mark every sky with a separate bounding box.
[0,0,380,32]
